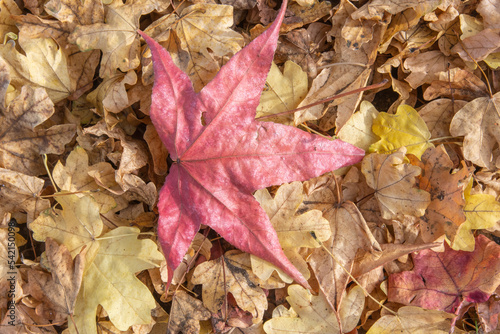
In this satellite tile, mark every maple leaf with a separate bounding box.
[388,234,500,313]
[140,0,364,289]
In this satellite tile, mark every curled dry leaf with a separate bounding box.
[362,148,431,220]
[168,290,211,334]
[0,86,76,175]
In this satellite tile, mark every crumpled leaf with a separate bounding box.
[52,146,116,213]
[0,85,76,175]
[408,146,472,242]
[251,182,331,282]
[0,0,22,38]
[168,290,211,334]
[71,226,164,333]
[362,148,431,220]
[0,168,50,222]
[25,238,85,323]
[450,91,500,169]
[388,234,500,313]
[256,61,308,125]
[366,306,466,334]
[191,250,272,321]
[369,104,434,159]
[141,0,364,290]
[263,285,364,334]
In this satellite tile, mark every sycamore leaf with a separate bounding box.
[168,290,211,334]
[251,182,331,281]
[69,0,157,78]
[191,251,271,321]
[452,191,500,251]
[367,306,466,334]
[450,91,500,169]
[71,226,164,333]
[29,194,103,259]
[369,104,434,159]
[52,146,116,213]
[0,168,50,222]
[0,86,76,175]
[408,146,472,242]
[388,235,500,313]
[256,61,308,125]
[140,0,364,290]
[362,148,431,220]
[263,285,364,334]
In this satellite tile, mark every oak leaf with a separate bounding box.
[362,148,431,220]
[71,226,164,333]
[251,182,331,282]
[388,234,500,313]
[141,0,364,290]
[0,86,76,175]
[408,146,472,242]
[450,91,500,169]
[369,105,434,159]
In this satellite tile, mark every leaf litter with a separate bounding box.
[1,0,500,333]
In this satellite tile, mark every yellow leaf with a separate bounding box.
[452,193,500,251]
[0,38,72,103]
[53,146,116,213]
[0,0,22,37]
[369,104,433,159]
[71,226,164,333]
[29,194,103,259]
[252,182,331,282]
[366,306,465,334]
[337,100,379,151]
[362,148,431,219]
[263,285,364,334]
[256,61,308,125]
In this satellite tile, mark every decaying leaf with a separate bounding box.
[168,291,211,334]
[362,148,431,220]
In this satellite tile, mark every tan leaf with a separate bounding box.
[191,251,269,321]
[0,168,50,222]
[337,100,379,151]
[450,91,500,169]
[424,68,489,101]
[0,86,76,175]
[25,238,85,322]
[144,124,169,175]
[418,99,467,138]
[168,291,211,334]
[52,146,116,213]
[0,0,22,38]
[362,148,431,219]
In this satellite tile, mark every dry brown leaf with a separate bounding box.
[0,86,76,175]
[0,169,50,222]
[144,124,169,175]
[450,91,500,169]
[408,146,472,242]
[25,238,85,323]
[0,0,22,38]
[362,148,431,220]
[418,99,467,138]
[168,290,211,334]
[424,68,489,101]
[191,251,271,321]
[404,51,464,89]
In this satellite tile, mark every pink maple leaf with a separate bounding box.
[139,0,364,289]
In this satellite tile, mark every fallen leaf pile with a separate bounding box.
[1,0,500,333]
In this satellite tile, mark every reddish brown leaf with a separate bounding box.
[139,0,364,290]
[388,235,500,312]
